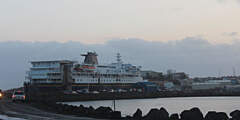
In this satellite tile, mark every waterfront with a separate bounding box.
[65,97,240,116]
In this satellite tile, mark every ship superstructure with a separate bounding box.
[72,52,143,84]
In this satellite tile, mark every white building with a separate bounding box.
[26,60,74,84]
[191,79,233,90]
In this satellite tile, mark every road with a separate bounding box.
[0,99,104,120]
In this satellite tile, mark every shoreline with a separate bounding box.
[52,90,240,102]
[61,94,240,102]
[2,95,240,120]
[64,96,240,117]
[29,99,240,120]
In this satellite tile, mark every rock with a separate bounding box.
[126,115,132,118]
[76,105,90,116]
[95,106,113,113]
[216,112,228,120]
[133,109,142,120]
[144,108,159,120]
[170,113,179,120]
[190,107,204,120]
[144,108,169,120]
[180,108,203,120]
[180,110,191,120]
[205,111,228,120]
[111,111,122,119]
[159,107,169,120]
[125,115,132,120]
[89,106,95,111]
[230,110,240,120]
[205,111,217,120]
[86,106,95,116]
[95,106,113,118]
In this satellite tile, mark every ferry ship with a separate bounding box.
[27,52,143,90]
[72,52,143,85]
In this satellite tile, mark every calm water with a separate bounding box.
[64,97,240,116]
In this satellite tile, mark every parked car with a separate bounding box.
[76,89,89,94]
[0,89,3,100]
[12,91,25,102]
[117,89,127,93]
[91,91,100,94]
[109,89,115,93]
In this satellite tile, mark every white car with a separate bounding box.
[91,91,100,94]
[12,91,26,102]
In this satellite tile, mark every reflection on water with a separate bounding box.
[64,97,240,116]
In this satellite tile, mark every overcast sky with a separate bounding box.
[0,0,240,44]
[0,0,240,89]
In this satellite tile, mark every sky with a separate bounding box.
[0,0,240,89]
[0,0,240,44]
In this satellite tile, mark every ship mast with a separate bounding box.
[116,53,122,64]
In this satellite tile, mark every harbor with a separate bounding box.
[22,52,240,102]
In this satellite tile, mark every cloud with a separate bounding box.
[217,0,240,4]
[1,37,240,89]
[223,32,238,37]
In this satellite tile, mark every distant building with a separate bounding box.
[164,82,174,90]
[192,82,221,90]
[172,72,189,80]
[191,79,235,90]
[135,82,159,92]
[141,71,163,80]
[165,71,189,81]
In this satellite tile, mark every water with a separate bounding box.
[64,97,240,116]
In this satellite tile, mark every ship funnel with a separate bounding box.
[81,52,98,65]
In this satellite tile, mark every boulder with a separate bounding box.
[95,106,113,118]
[205,111,228,120]
[110,111,122,119]
[216,112,228,120]
[159,107,169,120]
[180,108,204,120]
[180,110,191,120]
[125,115,132,120]
[86,106,95,116]
[95,106,113,113]
[190,107,204,120]
[205,111,217,120]
[230,110,240,120]
[77,105,91,116]
[133,109,142,120]
[170,113,179,120]
[144,108,169,120]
